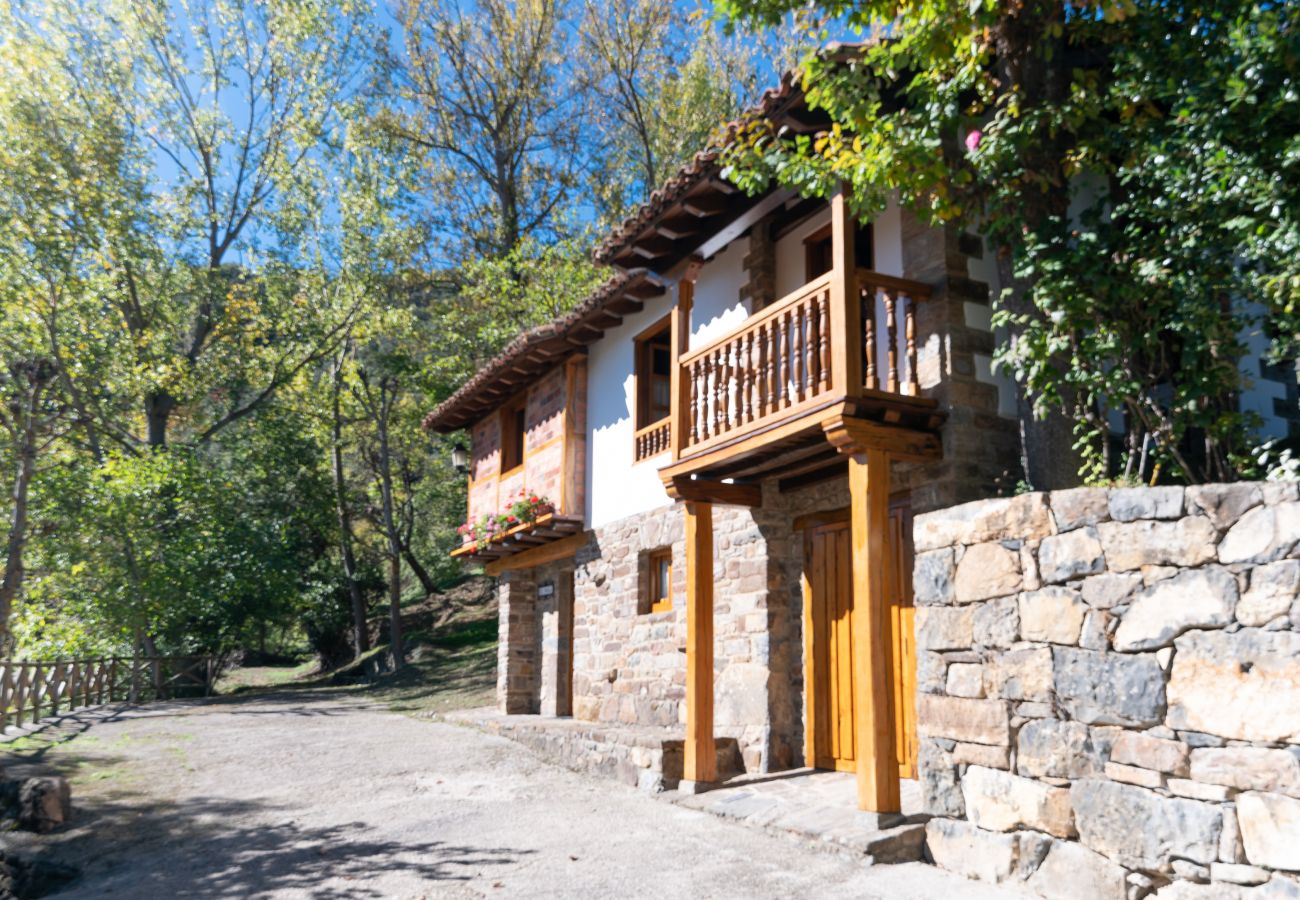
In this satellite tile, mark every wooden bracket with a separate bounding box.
[820,414,941,463]
[665,476,762,507]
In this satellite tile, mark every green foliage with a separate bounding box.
[715,0,1299,483]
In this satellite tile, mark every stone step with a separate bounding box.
[668,784,928,865]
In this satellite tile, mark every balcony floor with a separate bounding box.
[661,392,944,489]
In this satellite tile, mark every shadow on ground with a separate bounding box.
[29,791,530,898]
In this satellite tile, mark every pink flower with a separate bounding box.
[964,130,983,152]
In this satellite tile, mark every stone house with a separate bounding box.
[423,71,1299,892]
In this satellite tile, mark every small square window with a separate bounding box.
[646,548,672,614]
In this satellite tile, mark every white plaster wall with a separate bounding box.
[690,237,749,347]
[963,228,1021,419]
[774,207,830,299]
[585,293,677,528]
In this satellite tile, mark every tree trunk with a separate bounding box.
[375,386,404,668]
[331,359,370,656]
[401,545,438,596]
[996,256,1087,490]
[989,1,1086,490]
[0,378,41,649]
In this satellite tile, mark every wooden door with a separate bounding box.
[802,497,917,778]
[804,520,856,772]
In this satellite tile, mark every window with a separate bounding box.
[634,317,672,430]
[500,395,526,473]
[804,222,874,281]
[647,548,673,614]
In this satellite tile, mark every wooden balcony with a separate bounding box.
[661,267,943,489]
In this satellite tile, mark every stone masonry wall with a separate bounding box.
[913,485,1300,899]
[570,501,779,772]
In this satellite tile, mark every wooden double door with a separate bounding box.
[801,497,917,778]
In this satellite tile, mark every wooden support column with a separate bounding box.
[683,499,716,786]
[829,189,862,397]
[848,448,900,812]
[670,259,700,462]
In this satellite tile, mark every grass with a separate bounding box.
[214,613,499,718]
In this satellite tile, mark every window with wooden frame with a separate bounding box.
[499,395,526,474]
[634,316,673,429]
[646,548,673,614]
[804,221,874,281]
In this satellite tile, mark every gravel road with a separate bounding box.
[2,690,1027,898]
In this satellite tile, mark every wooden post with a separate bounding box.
[848,448,901,812]
[829,189,862,397]
[683,499,716,786]
[671,260,700,462]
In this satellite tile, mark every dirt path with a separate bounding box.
[1,691,1027,898]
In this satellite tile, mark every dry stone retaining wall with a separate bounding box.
[914,484,1300,899]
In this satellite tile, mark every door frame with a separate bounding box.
[798,494,917,777]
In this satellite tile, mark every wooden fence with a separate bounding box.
[0,655,220,732]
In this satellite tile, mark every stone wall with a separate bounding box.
[913,485,1300,898]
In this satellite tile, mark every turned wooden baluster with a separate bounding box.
[712,347,726,434]
[816,291,830,393]
[689,360,701,444]
[802,301,816,399]
[756,322,769,419]
[742,331,756,424]
[701,357,713,441]
[783,308,798,405]
[772,314,786,410]
[905,296,919,395]
[884,289,899,394]
[864,285,878,391]
[759,318,769,413]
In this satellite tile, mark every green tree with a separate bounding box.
[715,0,1299,485]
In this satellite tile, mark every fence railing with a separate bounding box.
[0,655,220,732]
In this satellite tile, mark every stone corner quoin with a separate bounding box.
[911,482,1300,897]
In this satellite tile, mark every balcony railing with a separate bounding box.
[634,419,671,461]
[675,268,931,458]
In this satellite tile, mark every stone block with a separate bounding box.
[1106,761,1166,789]
[1017,719,1111,779]
[1168,778,1234,802]
[1113,567,1238,652]
[1039,526,1107,584]
[919,740,965,817]
[1167,630,1300,743]
[915,492,1056,552]
[924,817,1019,882]
[1080,610,1110,651]
[15,777,71,833]
[1098,517,1219,572]
[946,662,985,698]
[1082,572,1143,609]
[1110,731,1190,775]
[914,548,956,605]
[1190,748,1300,797]
[917,606,975,651]
[961,765,1076,837]
[954,742,1011,769]
[1027,839,1128,900]
[1110,486,1185,522]
[1209,863,1271,886]
[1237,791,1300,871]
[1051,487,1112,532]
[917,694,1012,746]
[1238,560,1300,627]
[1218,503,1300,565]
[955,542,1022,603]
[918,651,947,693]
[986,647,1054,702]
[973,595,1019,648]
[1054,647,1167,727]
[1019,587,1086,644]
[1071,778,1223,868]
[1187,483,1263,531]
